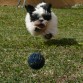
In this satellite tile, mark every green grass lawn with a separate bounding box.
[0,6,83,83]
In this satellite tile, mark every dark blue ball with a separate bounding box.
[28,53,45,70]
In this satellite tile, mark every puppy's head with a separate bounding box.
[25,2,52,28]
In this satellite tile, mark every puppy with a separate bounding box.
[25,2,58,39]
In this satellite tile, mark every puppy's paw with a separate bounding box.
[44,33,53,40]
[34,27,41,32]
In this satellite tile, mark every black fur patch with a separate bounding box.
[44,33,53,39]
[25,5,35,14]
[30,13,39,21]
[35,27,41,32]
[40,3,52,21]
[42,14,51,21]
[30,13,51,22]
[41,3,52,13]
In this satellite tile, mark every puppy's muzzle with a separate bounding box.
[38,24,45,28]
[39,19,44,22]
[35,23,45,28]
[34,23,46,32]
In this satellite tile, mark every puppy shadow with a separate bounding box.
[44,38,79,46]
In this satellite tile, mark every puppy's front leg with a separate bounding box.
[34,27,41,32]
[44,33,53,40]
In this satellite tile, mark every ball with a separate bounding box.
[28,53,45,70]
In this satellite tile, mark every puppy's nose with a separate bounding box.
[39,19,43,22]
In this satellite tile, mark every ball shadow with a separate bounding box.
[44,38,79,46]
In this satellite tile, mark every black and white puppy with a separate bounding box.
[25,2,58,39]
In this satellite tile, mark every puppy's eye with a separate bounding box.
[30,13,39,21]
[43,14,51,21]
[32,14,39,20]
[31,14,39,21]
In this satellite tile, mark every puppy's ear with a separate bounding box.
[46,3,52,12]
[25,5,35,13]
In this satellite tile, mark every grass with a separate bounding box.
[0,6,83,83]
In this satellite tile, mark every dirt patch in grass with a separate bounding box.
[0,0,83,8]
